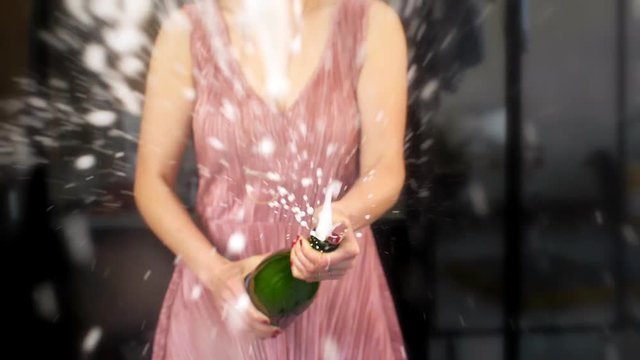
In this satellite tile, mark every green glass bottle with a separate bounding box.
[244,233,340,328]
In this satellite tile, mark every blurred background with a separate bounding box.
[1,0,640,359]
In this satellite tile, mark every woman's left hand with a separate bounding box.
[290,205,360,282]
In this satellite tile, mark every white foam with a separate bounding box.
[32,282,59,321]
[103,25,148,54]
[64,0,94,25]
[239,0,294,102]
[191,284,203,300]
[89,0,121,22]
[221,98,238,121]
[81,326,103,353]
[257,136,276,157]
[227,232,247,255]
[118,56,145,78]
[322,337,341,360]
[86,110,117,127]
[75,154,97,170]
[83,43,108,74]
[121,0,153,25]
[207,137,226,150]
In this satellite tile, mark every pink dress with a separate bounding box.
[152,0,405,358]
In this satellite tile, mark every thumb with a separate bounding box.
[243,253,269,273]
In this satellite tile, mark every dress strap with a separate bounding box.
[330,0,373,84]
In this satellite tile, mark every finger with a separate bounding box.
[293,257,325,283]
[228,276,248,295]
[218,288,238,319]
[220,294,254,333]
[252,325,282,340]
[290,263,304,280]
[245,316,280,339]
[246,305,281,338]
[290,243,308,278]
[292,242,316,273]
[246,302,270,324]
[290,252,312,280]
[298,237,325,269]
[332,222,348,237]
[338,235,360,257]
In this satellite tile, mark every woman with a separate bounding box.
[134,0,407,358]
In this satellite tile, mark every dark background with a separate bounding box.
[1,0,640,359]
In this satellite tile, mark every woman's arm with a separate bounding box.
[334,0,408,230]
[290,1,407,282]
[135,11,281,338]
[134,12,225,282]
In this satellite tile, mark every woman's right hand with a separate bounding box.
[200,254,282,339]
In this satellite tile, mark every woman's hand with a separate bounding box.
[290,205,360,281]
[200,254,282,339]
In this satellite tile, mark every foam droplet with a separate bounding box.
[191,284,203,300]
[469,181,489,216]
[64,0,94,25]
[221,99,238,121]
[81,326,103,353]
[89,0,121,22]
[257,137,276,157]
[118,56,145,78]
[27,97,48,109]
[86,110,117,127]
[224,293,251,333]
[322,337,341,360]
[32,282,59,321]
[207,137,225,150]
[290,34,302,54]
[109,80,142,114]
[75,154,97,170]
[622,224,639,246]
[183,87,196,101]
[266,172,282,182]
[83,43,108,74]
[121,0,153,25]
[266,75,289,100]
[227,232,247,255]
[314,184,337,241]
[326,143,338,156]
[103,25,148,54]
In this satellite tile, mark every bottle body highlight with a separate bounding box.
[244,234,339,327]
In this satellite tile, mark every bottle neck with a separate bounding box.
[308,234,339,253]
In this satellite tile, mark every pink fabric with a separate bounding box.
[152,0,406,358]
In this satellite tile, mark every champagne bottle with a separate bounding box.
[243,232,341,328]
[245,183,342,327]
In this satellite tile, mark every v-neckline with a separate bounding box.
[213,0,345,117]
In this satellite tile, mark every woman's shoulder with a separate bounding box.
[153,6,193,48]
[365,0,405,47]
